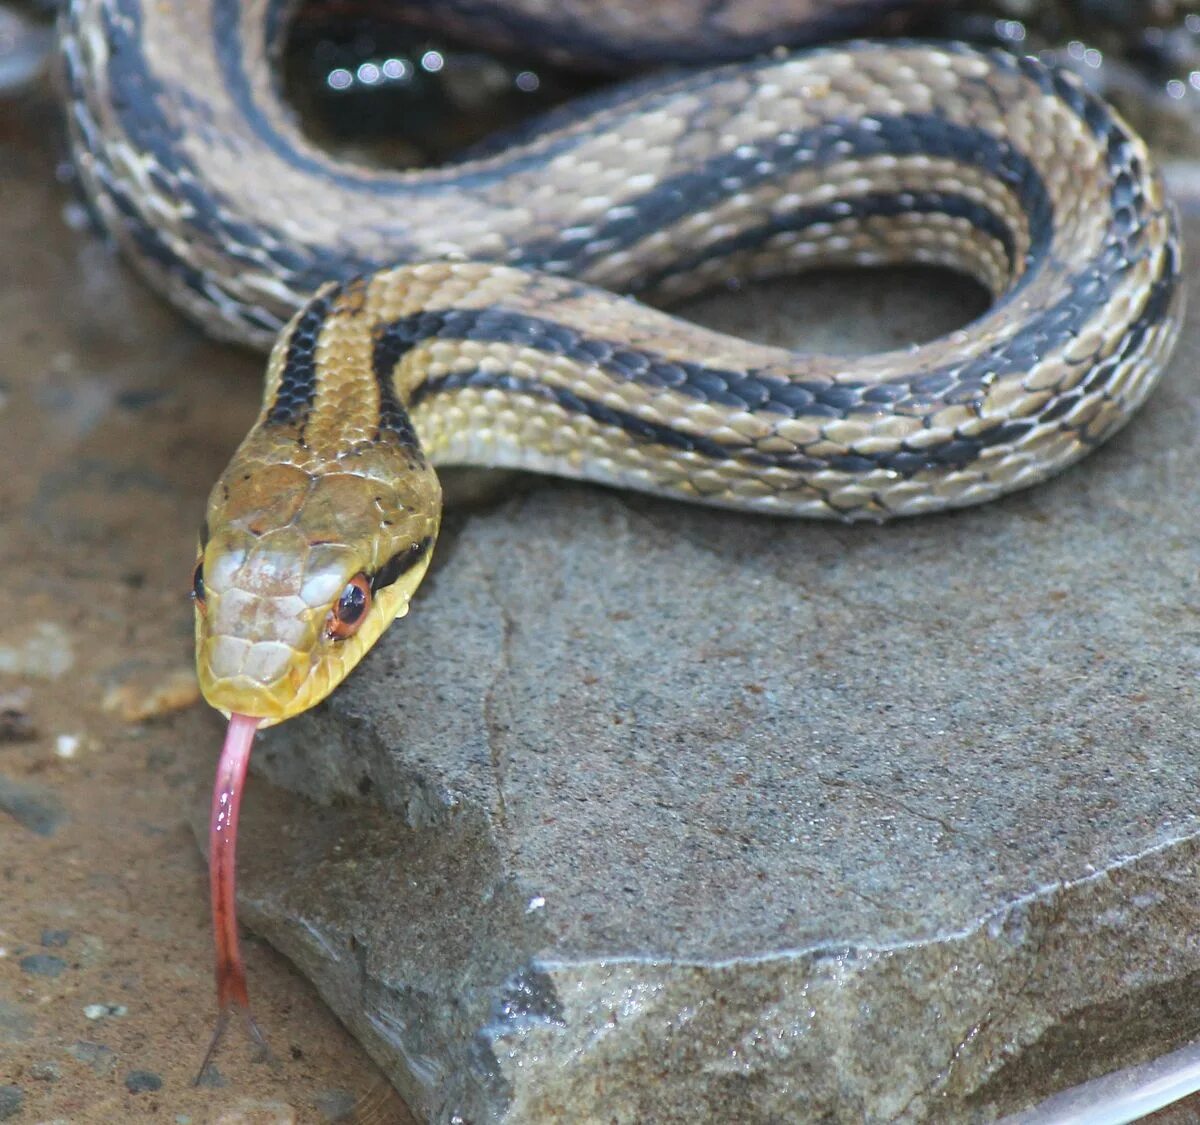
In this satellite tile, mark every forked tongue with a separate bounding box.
[195,712,275,1082]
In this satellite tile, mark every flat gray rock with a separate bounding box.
[205,224,1200,1123]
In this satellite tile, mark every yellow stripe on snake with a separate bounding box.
[61,0,1184,1068]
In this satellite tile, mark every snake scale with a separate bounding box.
[61,0,1185,1069]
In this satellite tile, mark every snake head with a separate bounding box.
[193,441,440,725]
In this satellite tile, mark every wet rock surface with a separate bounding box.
[209,217,1200,1123]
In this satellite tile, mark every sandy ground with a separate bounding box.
[0,81,415,1124]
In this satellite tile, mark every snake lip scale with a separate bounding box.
[61,0,1185,1075]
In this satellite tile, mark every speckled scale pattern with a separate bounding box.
[194,18,1188,522]
[62,3,1175,353]
[61,1,1186,714]
[265,286,336,425]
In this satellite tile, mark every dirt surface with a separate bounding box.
[0,80,415,1124]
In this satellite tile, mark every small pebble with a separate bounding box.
[54,733,81,759]
[68,1040,115,1075]
[29,1061,59,1081]
[0,1087,22,1122]
[19,953,66,977]
[83,1002,127,1020]
[0,622,73,678]
[125,1070,163,1094]
[102,668,200,721]
[0,687,35,742]
[0,775,67,836]
[40,929,70,947]
[0,1002,32,1045]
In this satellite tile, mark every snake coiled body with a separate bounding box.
[61,0,1183,718]
[59,0,1187,1074]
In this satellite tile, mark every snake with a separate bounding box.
[61,0,1185,1077]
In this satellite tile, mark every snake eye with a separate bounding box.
[192,560,206,610]
[326,574,371,640]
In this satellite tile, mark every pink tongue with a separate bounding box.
[195,712,273,1081]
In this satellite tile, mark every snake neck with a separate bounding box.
[259,263,615,464]
[233,274,444,561]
